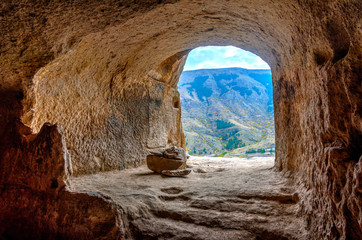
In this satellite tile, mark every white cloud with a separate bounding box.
[183,46,270,71]
[224,47,238,57]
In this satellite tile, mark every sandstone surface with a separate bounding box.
[0,0,361,239]
[163,146,187,160]
[72,157,308,239]
[0,121,125,239]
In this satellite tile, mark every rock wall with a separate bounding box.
[0,0,361,239]
[27,44,187,175]
[0,120,126,239]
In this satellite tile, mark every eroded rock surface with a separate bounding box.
[163,146,187,160]
[72,157,308,239]
[0,0,361,239]
[0,121,126,239]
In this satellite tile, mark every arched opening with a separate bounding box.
[0,1,360,239]
[179,46,275,159]
[67,47,304,239]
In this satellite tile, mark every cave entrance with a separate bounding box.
[178,46,275,160]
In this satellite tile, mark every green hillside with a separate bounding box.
[178,68,275,156]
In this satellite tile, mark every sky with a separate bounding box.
[183,46,270,71]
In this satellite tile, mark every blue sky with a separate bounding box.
[183,46,270,71]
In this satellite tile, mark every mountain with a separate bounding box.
[178,67,275,156]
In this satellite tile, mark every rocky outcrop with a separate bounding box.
[0,0,361,239]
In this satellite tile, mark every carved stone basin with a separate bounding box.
[146,155,186,174]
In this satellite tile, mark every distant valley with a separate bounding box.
[178,67,275,157]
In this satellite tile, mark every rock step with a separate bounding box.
[129,210,299,240]
[157,191,298,215]
[151,206,301,233]
[187,197,297,216]
[156,195,297,216]
[129,215,256,240]
[143,193,304,239]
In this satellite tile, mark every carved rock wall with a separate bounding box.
[0,0,361,239]
[0,121,126,239]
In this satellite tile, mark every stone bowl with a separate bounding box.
[146,155,186,174]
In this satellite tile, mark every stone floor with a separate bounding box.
[71,157,308,240]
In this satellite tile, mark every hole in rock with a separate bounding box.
[70,46,304,239]
[179,46,275,160]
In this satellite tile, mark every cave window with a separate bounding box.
[178,46,275,158]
